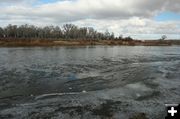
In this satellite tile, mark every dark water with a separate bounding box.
[0,46,180,119]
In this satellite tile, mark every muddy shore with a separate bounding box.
[0,39,179,47]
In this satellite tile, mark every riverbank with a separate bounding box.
[0,39,179,47]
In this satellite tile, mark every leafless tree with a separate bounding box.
[160,35,167,40]
[0,24,134,41]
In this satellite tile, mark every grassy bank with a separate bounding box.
[0,39,179,47]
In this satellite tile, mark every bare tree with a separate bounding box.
[0,24,134,41]
[0,27,4,38]
[160,35,167,41]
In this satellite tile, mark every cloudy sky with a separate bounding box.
[0,0,180,39]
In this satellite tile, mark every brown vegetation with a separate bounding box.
[0,38,179,47]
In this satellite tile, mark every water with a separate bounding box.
[0,46,180,119]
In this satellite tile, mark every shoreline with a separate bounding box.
[0,39,180,47]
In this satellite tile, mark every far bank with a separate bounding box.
[0,39,180,47]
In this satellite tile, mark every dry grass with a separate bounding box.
[0,38,178,47]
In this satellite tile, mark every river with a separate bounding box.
[0,46,180,119]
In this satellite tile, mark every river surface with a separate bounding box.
[0,46,180,119]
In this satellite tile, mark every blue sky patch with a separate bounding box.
[38,0,59,4]
[154,11,180,21]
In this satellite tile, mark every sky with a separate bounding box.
[0,0,180,40]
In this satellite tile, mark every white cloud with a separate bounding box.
[72,17,180,39]
[0,0,24,3]
[0,0,162,21]
[0,0,180,39]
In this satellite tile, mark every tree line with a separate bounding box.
[0,24,133,41]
